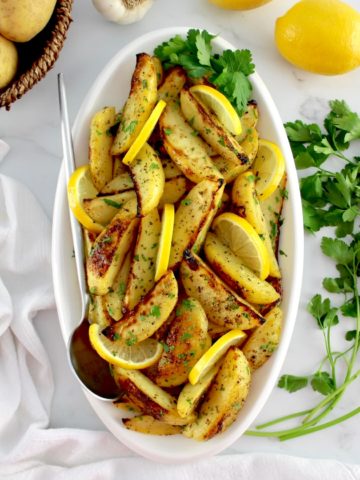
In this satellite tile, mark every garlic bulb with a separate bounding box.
[92,0,154,25]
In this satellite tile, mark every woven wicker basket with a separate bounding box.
[0,0,73,110]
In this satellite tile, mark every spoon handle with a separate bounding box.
[58,73,89,320]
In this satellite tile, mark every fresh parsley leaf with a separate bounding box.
[278,375,308,393]
[311,372,335,396]
[321,237,353,266]
[103,198,123,209]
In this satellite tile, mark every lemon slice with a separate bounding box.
[188,329,247,385]
[88,323,163,369]
[155,203,175,282]
[190,84,242,135]
[252,139,285,201]
[67,165,104,233]
[212,212,270,280]
[122,99,167,165]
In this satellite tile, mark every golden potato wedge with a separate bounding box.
[237,101,259,142]
[83,190,137,225]
[100,172,134,195]
[204,233,280,305]
[83,229,98,259]
[86,206,139,295]
[152,56,164,86]
[162,156,183,180]
[158,176,188,209]
[156,298,209,387]
[129,143,165,216]
[211,155,243,184]
[157,66,187,102]
[183,347,251,441]
[207,322,231,339]
[159,103,223,184]
[105,270,178,344]
[112,53,158,155]
[89,106,116,191]
[177,363,220,418]
[180,252,264,329]
[180,88,249,169]
[113,366,177,412]
[242,306,282,370]
[124,209,161,311]
[169,179,224,269]
[113,400,142,415]
[113,155,127,176]
[232,171,281,278]
[88,294,112,328]
[240,127,259,164]
[103,248,132,321]
[123,416,182,435]
[261,174,287,253]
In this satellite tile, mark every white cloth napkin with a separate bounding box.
[0,142,359,479]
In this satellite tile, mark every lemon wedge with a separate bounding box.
[190,84,242,135]
[188,329,247,385]
[67,165,104,233]
[88,323,163,369]
[252,139,285,201]
[122,99,167,165]
[155,203,175,281]
[212,212,270,280]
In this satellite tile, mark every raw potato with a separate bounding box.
[159,103,223,184]
[204,233,280,305]
[83,190,137,225]
[156,298,209,387]
[123,416,182,435]
[177,364,220,418]
[242,306,282,370]
[89,107,116,191]
[103,248,132,320]
[180,252,264,329]
[86,207,139,295]
[105,270,178,344]
[261,174,287,253]
[183,347,251,441]
[180,88,249,168]
[112,53,158,154]
[124,208,161,311]
[100,172,134,194]
[129,143,165,216]
[169,179,224,269]
[0,0,57,42]
[158,177,188,209]
[0,35,18,88]
[158,66,187,102]
[232,171,281,278]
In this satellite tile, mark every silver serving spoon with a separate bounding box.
[58,73,121,401]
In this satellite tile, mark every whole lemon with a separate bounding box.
[208,0,272,10]
[275,0,360,75]
[0,35,18,89]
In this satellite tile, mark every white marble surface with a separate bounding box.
[1,0,360,466]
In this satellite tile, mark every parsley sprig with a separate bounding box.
[246,100,360,441]
[154,29,255,115]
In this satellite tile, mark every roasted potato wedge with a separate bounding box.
[158,176,188,209]
[124,208,161,311]
[180,252,264,329]
[162,157,183,180]
[237,101,259,142]
[157,66,187,102]
[242,306,282,370]
[129,143,165,216]
[152,56,164,86]
[103,248,132,320]
[156,298,209,387]
[88,294,112,328]
[159,103,223,184]
[240,127,259,164]
[261,174,287,253]
[211,155,243,184]
[105,270,178,344]
[232,171,281,278]
[100,172,134,195]
[169,179,224,269]
[183,347,251,441]
[114,400,142,415]
[89,106,116,191]
[123,416,182,435]
[84,190,137,225]
[87,208,139,295]
[113,155,127,176]
[112,53,158,155]
[204,233,280,305]
[180,88,249,169]
[177,363,220,418]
